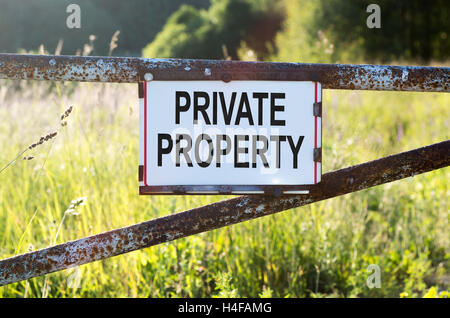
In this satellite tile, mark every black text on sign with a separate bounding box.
[139,81,322,194]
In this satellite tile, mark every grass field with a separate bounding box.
[0,79,448,297]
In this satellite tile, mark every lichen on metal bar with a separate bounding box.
[0,53,448,92]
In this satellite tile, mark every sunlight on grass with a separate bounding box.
[0,80,448,297]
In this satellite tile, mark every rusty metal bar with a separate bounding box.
[0,140,448,286]
[0,53,448,91]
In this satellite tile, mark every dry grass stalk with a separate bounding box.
[109,30,120,56]
[0,105,74,174]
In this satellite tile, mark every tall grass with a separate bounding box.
[0,79,448,297]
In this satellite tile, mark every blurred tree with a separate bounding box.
[143,5,214,59]
[271,0,333,63]
[94,0,210,55]
[1,0,447,62]
[142,0,283,60]
[272,0,450,63]
[0,0,118,55]
[0,0,209,56]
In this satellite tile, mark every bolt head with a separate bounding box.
[222,73,231,83]
[144,73,153,81]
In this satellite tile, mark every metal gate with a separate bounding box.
[0,53,448,286]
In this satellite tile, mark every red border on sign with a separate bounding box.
[314,82,318,184]
[144,82,148,186]
[142,81,320,189]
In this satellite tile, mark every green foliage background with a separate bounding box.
[271,0,450,64]
[0,81,447,298]
[142,0,282,60]
[0,0,449,298]
[1,0,448,62]
[143,0,449,63]
[0,0,210,56]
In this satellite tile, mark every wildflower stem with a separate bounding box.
[0,148,29,175]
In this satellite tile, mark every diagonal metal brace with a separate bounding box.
[0,140,448,286]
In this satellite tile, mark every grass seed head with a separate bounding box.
[28,131,58,150]
[64,196,87,215]
[60,106,73,121]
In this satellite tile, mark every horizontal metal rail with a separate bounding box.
[0,53,448,92]
[0,140,448,286]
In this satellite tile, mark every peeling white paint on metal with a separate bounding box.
[164,231,183,241]
[401,69,409,82]
[236,197,249,208]
[0,54,448,92]
[141,58,188,69]
[340,64,394,90]
[255,204,265,214]
[33,68,40,79]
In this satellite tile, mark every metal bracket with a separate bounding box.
[138,165,144,182]
[314,148,322,162]
[138,82,144,98]
[314,102,322,117]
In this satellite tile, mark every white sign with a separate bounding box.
[139,80,322,194]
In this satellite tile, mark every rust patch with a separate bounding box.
[0,54,448,92]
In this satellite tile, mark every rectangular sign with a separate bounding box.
[139,80,322,195]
